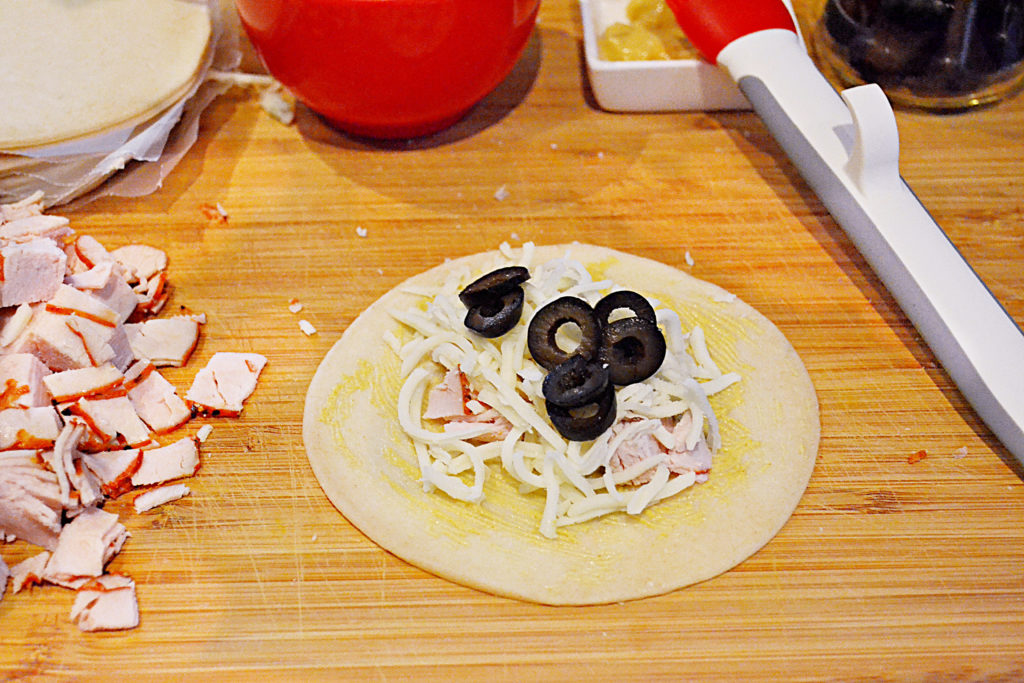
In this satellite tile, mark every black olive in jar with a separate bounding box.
[814,0,1024,109]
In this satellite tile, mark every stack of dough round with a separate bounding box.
[0,0,212,203]
[0,0,212,150]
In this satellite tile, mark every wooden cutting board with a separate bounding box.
[3,1,1023,678]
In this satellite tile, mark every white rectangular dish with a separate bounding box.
[580,0,801,112]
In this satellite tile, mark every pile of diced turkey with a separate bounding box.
[0,193,266,631]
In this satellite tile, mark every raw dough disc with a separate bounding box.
[304,244,820,605]
[0,0,211,150]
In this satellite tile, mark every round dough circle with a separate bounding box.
[0,0,211,150]
[303,244,819,605]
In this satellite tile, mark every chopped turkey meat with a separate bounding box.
[9,308,127,372]
[43,363,124,403]
[70,574,139,632]
[10,551,50,592]
[42,507,128,588]
[123,316,200,367]
[64,261,116,291]
[132,271,169,317]
[133,483,191,513]
[0,453,63,549]
[45,284,120,327]
[0,191,44,222]
[0,302,34,347]
[67,457,105,510]
[80,449,143,499]
[0,195,269,632]
[68,234,119,274]
[65,262,138,323]
[0,555,9,602]
[443,408,514,442]
[68,396,153,450]
[1,238,67,307]
[186,352,266,416]
[110,244,167,284]
[123,360,190,433]
[50,421,86,506]
[131,437,200,487]
[14,310,97,370]
[423,367,471,419]
[0,406,62,449]
[0,214,72,244]
[425,367,514,442]
[608,413,714,485]
[0,352,52,408]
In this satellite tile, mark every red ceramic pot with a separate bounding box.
[235,0,540,138]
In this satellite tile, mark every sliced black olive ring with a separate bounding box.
[464,287,525,338]
[542,355,610,408]
[458,276,667,439]
[594,290,657,328]
[459,265,530,308]
[527,296,601,371]
[598,317,667,386]
[546,385,617,442]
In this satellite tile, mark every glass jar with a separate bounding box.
[813,0,1024,111]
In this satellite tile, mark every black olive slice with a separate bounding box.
[464,287,524,338]
[593,290,657,327]
[459,266,530,308]
[599,317,666,385]
[526,296,601,371]
[542,355,610,408]
[546,385,617,442]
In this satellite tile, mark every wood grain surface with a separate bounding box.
[3,1,1023,679]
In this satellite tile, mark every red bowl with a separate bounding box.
[235,0,540,139]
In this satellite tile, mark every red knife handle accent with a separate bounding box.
[663,0,797,63]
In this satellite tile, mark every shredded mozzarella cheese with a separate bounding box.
[389,245,739,536]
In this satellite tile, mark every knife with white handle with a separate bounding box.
[665,0,1024,467]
